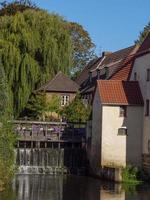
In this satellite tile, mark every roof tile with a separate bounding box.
[38,71,79,92]
[97,80,144,106]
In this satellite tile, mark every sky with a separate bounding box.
[4,0,150,54]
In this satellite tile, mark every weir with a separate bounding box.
[14,121,87,175]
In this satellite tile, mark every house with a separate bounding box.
[89,80,143,177]
[76,45,138,104]
[38,71,79,107]
[87,32,150,179]
[129,33,150,174]
[109,33,150,174]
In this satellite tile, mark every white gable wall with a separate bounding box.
[101,105,143,167]
[130,53,150,154]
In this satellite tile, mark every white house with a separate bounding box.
[86,33,150,179]
[89,80,143,177]
[129,33,150,173]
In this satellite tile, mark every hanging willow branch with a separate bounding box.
[0,10,73,117]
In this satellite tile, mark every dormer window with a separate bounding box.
[104,67,109,79]
[97,69,100,79]
[89,71,92,82]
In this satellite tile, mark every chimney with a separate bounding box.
[102,51,112,57]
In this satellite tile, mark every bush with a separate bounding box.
[61,94,91,122]
[122,166,142,183]
[0,120,17,191]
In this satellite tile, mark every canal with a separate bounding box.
[0,175,150,200]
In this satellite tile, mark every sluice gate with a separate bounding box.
[13,121,87,175]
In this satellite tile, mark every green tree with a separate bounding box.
[0,9,73,116]
[0,0,38,16]
[135,22,150,44]
[61,94,91,122]
[66,22,97,77]
[0,65,16,191]
[0,1,96,116]
[23,92,47,119]
[23,93,61,120]
[46,94,60,114]
[0,120,16,191]
[0,1,96,78]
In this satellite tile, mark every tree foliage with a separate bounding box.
[0,1,96,77]
[135,22,150,44]
[24,93,61,120]
[22,92,47,119]
[66,22,96,77]
[0,0,96,117]
[0,0,38,16]
[0,9,73,116]
[0,64,9,117]
[0,120,16,191]
[61,94,91,122]
[0,65,16,191]
[46,94,60,114]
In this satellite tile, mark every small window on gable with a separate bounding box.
[118,127,127,136]
[134,72,137,81]
[147,69,150,82]
[145,99,150,116]
[119,106,127,117]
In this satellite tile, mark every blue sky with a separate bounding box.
[4,0,150,54]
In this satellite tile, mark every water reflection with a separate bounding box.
[0,175,150,200]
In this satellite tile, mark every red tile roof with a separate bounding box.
[110,58,134,81]
[97,80,144,106]
[75,46,136,86]
[110,46,139,81]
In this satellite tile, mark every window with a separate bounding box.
[147,69,150,82]
[145,99,150,116]
[134,72,137,81]
[61,95,70,106]
[118,127,127,136]
[119,106,127,117]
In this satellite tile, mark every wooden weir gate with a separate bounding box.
[13,121,87,175]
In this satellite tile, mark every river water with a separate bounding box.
[0,175,150,200]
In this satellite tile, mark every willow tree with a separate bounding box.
[0,65,16,190]
[0,10,73,116]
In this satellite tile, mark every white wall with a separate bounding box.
[130,53,150,154]
[101,105,143,167]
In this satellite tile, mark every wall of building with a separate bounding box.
[101,105,143,168]
[130,53,150,155]
[130,53,150,173]
[89,88,102,174]
[46,92,76,105]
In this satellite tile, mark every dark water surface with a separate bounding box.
[0,175,150,200]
